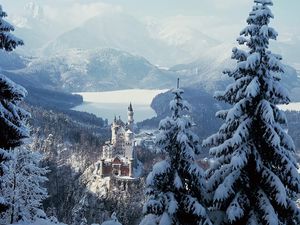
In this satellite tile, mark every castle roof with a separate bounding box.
[113,116,125,126]
[128,102,133,111]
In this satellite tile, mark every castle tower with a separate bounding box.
[111,116,118,145]
[127,102,134,131]
[125,130,134,143]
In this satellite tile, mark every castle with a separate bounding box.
[97,103,138,178]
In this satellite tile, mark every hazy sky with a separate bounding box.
[1,0,299,43]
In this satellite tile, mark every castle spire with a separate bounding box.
[128,102,133,112]
[127,102,134,130]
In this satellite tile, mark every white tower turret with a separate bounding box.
[125,130,134,143]
[111,116,118,145]
[127,102,134,131]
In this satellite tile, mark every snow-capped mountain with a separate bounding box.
[43,12,168,66]
[3,46,299,101]
[271,36,300,71]
[170,49,300,101]
[146,16,220,65]
[0,51,29,70]
[168,44,235,93]
[9,3,299,71]
[11,2,45,28]
[42,12,221,66]
[5,48,179,92]
[11,2,65,55]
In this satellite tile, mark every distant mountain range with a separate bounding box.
[169,50,300,101]
[2,47,300,101]
[2,2,299,105]
[11,2,300,70]
[3,48,179,92]
[10,2,225,67]
[42,12,220,67]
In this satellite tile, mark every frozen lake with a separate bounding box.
[278,102,300,112]
[72,89,168,122]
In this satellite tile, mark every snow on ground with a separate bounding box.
[72,89,168,122]
[12,218,66,225]
[86,174,111,197]
[278,102,300,112]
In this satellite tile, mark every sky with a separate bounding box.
[1,0,299,44]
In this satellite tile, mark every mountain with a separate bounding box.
[3,46,300,101]
[169,44,234,93]
[43,13,167,66]
[5,48,179,92]
[0,51,29,70]
[139,87,300,156]
[8,3,300,71]
[169,44,300,101]
[280,65,300,102]
[271,36,300,71]
[12,2,65,56]
[10,4,221,66]
[146,16,220,65]
[138,87,226,152]
[25,87,83,110]
[43,12,221,66]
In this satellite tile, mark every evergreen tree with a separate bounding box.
[0,146,48,224]
[140,83,211,225]
[0,5,23,51]
[0,4,26,213]
[203,0,300,224]
[101,212,123,225]
[80,217,88,225]
[71,195,89,225]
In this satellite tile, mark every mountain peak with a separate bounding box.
[24,2,44,20]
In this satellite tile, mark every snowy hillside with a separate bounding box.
[3,47,300,101]
[170,52,300,101]
[10,2,222,66]
[43,13,164,63]
[271,36,300,71]
[169,45,234,92]
[64,162,144,225]
[147,16,220,64]
[12,219,66,225]
[4,48,178,92]
[0,51,29,70]
[11,2,65,55]
[5,2,299,70]
[42,12,221,66]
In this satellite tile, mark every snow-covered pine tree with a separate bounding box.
[0,4,26,213]
[140,82,211,225]
[71,195,89,225]
[101,212,122,225]
[80,217,88,225]
[0,4,26,149]
[0,146,48,224]
[0,5,23,51]
[203,0,300,224]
